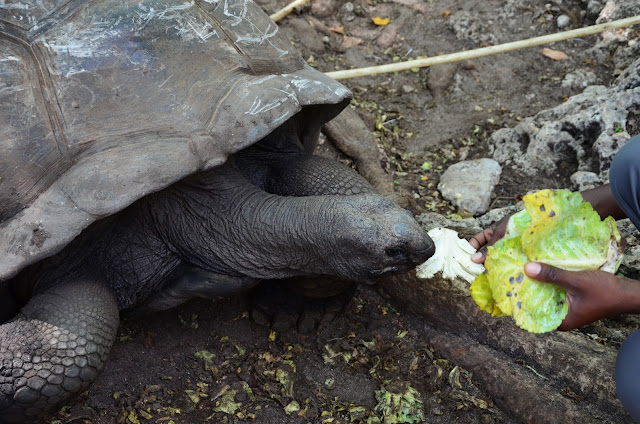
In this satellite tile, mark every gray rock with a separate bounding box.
[622,245,640,272]
[437,159,502,216]
[311,0,337,17]
[448,10,498,45]
[402,85,415,94]
[476,203,524,228]
[570,171,603,191]
[616,55,640,90]
[376,22,399,48]
[427,63,458,101]
[584,0,640,70]
[488,58,640,180]
[490,119,575,176]
[561,69,598,91]
[586,0,607,19]
[417,202,526,241]
[613,39,640,73]
[593,131,629,178]
[617,219,639,240]
[556,14,571,29]
[416,212,482,239]
[617,220,639,271]
[596,0,640,22]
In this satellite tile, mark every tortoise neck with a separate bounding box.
[152,164,339,280]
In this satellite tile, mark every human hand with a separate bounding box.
[524,262,640,331]
[469,214,512,264]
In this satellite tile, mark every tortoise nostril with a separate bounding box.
[385,246,408,260]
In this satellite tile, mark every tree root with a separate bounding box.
[384,272,630,423]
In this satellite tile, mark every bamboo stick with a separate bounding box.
[325,15,640,80]
[270,0,311,22]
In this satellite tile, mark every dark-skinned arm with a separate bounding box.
[580,184,628,221]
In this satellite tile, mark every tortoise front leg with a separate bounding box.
[237,148,378,197]
[0,278,119,423]
[234,117,378,197]
[135,265,260,314]
[322,107,396,196]
[263,154,378,197]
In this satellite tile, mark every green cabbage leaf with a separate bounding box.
[470,189,624,333]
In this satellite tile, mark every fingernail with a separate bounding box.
[471,252,482,262]
[525,262,541,276]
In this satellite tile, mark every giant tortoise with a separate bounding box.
[0,0,435,421]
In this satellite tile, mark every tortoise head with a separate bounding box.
[326,194,435,283]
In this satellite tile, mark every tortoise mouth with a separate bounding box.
[364,263,411,284]
[361,267,400,285]
[364,243,435,284]
[373,265,401,275]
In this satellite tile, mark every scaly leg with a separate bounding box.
[0,279,119,423]
[137,265,259,313]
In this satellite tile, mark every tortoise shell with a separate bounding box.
[0,0,351,281]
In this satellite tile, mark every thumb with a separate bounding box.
[470,248,487,264]
[524,262,575,291]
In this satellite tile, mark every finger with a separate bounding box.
[524,262,574,290]
[487,219,508,244]
[469,229,494,264]
[469,228,493,250]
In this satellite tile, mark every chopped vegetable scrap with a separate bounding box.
[470,189,624,333]
[416,227,485,283]
[374,381,424,424]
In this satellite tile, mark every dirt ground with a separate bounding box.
[44,1,638,423]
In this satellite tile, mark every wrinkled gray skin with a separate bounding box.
[0,119,434,423]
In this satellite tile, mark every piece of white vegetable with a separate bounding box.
[416,227,485,283]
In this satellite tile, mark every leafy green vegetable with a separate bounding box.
[520,190,616,270]
[469,272,503,316]
[504,209,531,239]
[470,189,624,333]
